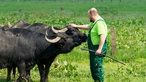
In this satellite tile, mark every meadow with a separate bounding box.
[0,0,146,82]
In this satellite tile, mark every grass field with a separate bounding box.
[0,0,146,82]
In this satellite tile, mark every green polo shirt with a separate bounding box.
[89,16,107,45]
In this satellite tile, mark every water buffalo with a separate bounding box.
[5,20,49,81]
[0,24,87,82]
[7,20,51,81]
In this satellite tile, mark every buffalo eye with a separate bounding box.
[60,44,64,47]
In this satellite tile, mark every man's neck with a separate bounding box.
[93,15,99,22]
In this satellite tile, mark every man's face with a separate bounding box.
[88,13,94,22]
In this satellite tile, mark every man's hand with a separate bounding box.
[68,24,77,28]
[95,49,102,55]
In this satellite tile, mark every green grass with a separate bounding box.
[0,1,146,82]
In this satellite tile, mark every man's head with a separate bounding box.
[88,8,98,22]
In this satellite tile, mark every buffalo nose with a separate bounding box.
[74,42,79,46]
[82,34,87,42]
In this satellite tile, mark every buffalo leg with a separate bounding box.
[12,66,16,78]
[7,65,16,81]
[38,63,45,82]
[38,56,56,82]
[43,64,51,82]
[26,70,31,82]
[43,60,55,82]
[38,64,50,82]
[43,58,56,82]
[7,66,12,81]
[16,61,27,82]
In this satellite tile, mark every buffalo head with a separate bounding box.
[45,25,87,53]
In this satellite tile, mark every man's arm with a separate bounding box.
[69,24,90,30]
[95,34,106,55]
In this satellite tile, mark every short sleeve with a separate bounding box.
[96,21,107,35]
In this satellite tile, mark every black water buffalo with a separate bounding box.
[8,20,70,80]
[5,20,48,81]
[0,25,87,82]
[6,20,50,81]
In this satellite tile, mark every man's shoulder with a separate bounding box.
[95,20,105,26]
[97,16,105,22]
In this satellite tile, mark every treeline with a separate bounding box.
[0,0,145,2]
[94,0,144,2]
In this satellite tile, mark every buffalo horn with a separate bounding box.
[45,30,61,43]
[51,26,68,33]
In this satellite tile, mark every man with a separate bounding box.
[69,8,108,82]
